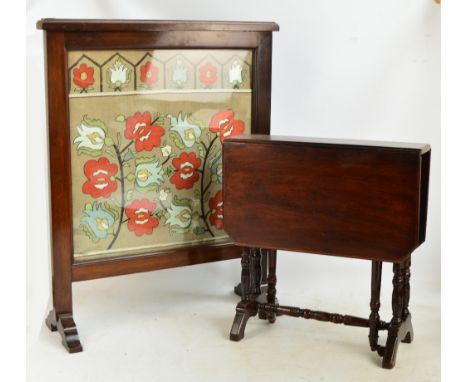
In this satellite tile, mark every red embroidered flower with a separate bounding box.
[73,63,95,90]
[199,63,217,86]
[209,190,224,230]
[82,157,118,198]
[170,152,201,190]
[209,109,245,143]
[125,111,165,152]
[125,199,159,236]
[140,61,158,85]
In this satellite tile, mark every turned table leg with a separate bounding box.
[234,249,269,297]
[266,249,278,323]
[369,260,385,355]
[401,257,414,343]
[382,257,413,369]
[230,247,260,341]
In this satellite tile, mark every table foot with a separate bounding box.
[46,309,83,353]
[382,259,413,369]
[382,314,413,369]
[230,301,258,341]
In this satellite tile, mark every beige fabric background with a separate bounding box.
[69,51,252,260]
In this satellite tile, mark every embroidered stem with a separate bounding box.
[161,156,171,166]
[107,144,126,249]
[200,136,217,237]
[119,140,134,155]
[203,180,212,195]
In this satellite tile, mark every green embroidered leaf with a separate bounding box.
[115,114,126,122]
[135,155,156,165]
[109,197,121,208]
[126,190,134,201]
[80,222,100,243]
[104,137,114,147]
[172,195,192,207]
[76,147,103,157]
[102,201,120,222]
[105,149,116,158]
[170,132,185,150]
[82,115,108,133]
[153,209,165,219]
[198,145,206,159]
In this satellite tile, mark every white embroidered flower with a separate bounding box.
[109,59,130,88]
[159,188,169,201]
[161,145,172,157]
[172,60,188,86]
[73,117,107,155]
[229,61,243,84]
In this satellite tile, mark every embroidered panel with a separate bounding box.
[68,50,252,94]
[68,50,252,261]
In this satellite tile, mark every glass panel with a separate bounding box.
[68,50,252,261]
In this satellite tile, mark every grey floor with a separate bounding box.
[27,257,440,382]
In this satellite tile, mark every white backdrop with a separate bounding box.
[26,0,440,365]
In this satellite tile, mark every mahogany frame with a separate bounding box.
[37,19,279,352]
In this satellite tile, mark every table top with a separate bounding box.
[36,19,280,32]
[223,135,430,262]
[227,134,430,154]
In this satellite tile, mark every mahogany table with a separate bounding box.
[223,135,430,369]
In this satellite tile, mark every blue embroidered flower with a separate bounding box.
[135,158,164,192]
[169,113,202,148]
[210,155,223,183]
[165,196,193,233]
[80,202,117,242]
[172,60,188,87]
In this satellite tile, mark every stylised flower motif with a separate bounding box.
[172,60,188,87]
[125,111,165,152]
[199,63,217,86]
[134,157,164,192]
[125,199,159,236]
[82,157,118,199]
[80,202,118,243]
[169,113,202,148]
[209,190,224,230]
[165,197,193,232]
[73,116,108,157]
[159,188,169,201]
[73,63,95,90]
[210,154,223,183]
[140,61,158,85]
[161,145,172,157]
[108,58,131,90]
[229,61,243,85]
[170,152,201,190]
[209,109,245,143]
